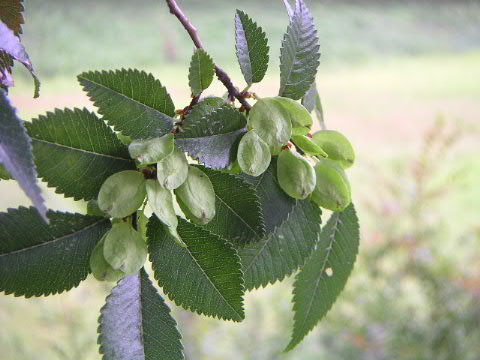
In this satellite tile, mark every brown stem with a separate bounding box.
[165,0,251,111]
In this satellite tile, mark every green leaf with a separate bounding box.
[188,49,215,96]
[0,0,24,35]
[0,163,11,180]
[148,216,245,322]
[0,207,110,297]
[182,97,224,127]
[279,0,320,100]
[238,199,321,290]
[25,108,135,201]
[0,21,40,97]
[286,203,360,351]
[302,82,325,129]
[99,268,184,360]
[78,69,175,139]
[235,10,269,85]
[198,166,265,244]
[0,90,47,221]
[176,105,247,169]
[239,159,296,234]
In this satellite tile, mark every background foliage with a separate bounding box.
[1,0,479,359]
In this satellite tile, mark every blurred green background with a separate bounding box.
[1,0,479,359]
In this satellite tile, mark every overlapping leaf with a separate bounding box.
[176,104,247,169]
[98,268,184,360]
[238,199,321,290]
[286,204,360,351]
[78,69,175,139]
[0,207,110,297]
[0,21,39,97]
[198,166,265,244]
[235,10,269,85]
[0,163,11,180]
[0,0,24,35]
[279,0,320,100]
[148,217,245,322]
[188,49,215,96]
[0,90,46,221]
[239,159,296,234]
[302,81,324,128]
[25,108,135,201]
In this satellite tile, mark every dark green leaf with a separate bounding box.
[198,166,265,244]
[99,268,184,360]
[0,163,11,180]
[0,90,46,221]
[238,200,321,290]
[283,0,294,19]
[188,49,215,96]
[78,69,175,139]
[0,0,24,35]
[235,10,269,85]
[286,203,360,351]
[279,0,320,100]
[0,21,39,97]
[182,97,224,128]
[176,105,247,169]
[239,159,296,234]
[148,217,245,322]
[0,207,110,297]
[25,108,135,201]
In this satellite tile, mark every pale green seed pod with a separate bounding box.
[277,148,316,199]
[98,170,146,219]
[274,96,313,136]
[146,179,186,247]
[128,133,174,165]
[311,158,351,211]
[312,130,355,169]
[175,166,216,225]
[247,97,292,155]
[156,147,189,190]
[291,135,328,157]
[103,222,148,275]
[89,235,126,282]
[237,130,271,177]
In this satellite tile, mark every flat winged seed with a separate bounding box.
[247,97,292,155]
[98,170,146,219]
[292,135,328,157]
[103,222,148,275]
[274,96,313,136]
[237,130,271,177]
[146,179,185,247]
[128,133,174,165]
[311,158,351,211]
[89,235,126,282]
[157,147,189,190]
[174,166,216,225]
[277,149,316,200]
[312,130,355,169]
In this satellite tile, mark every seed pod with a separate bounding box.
[146,179,186,247]
[312,130,355,169]
[291,135,328,157]
[137,210,149,242]
[277,148,316,199]
[175,166,216,225]
[98,170,146,218]
[274,96,313,136]
[223,160,242,175]
[247,97,292,155]
[237,130,271,177]
[311,158,351,211]
[103,222,148,275]
[128,133,174,165]
[156,147,189,190]
[89,235,125,282]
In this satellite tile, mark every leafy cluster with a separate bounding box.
[0,0,361,358]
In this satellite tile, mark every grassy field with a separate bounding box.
[1,0,480,359]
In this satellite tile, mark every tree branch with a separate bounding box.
[165,0,251,111]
